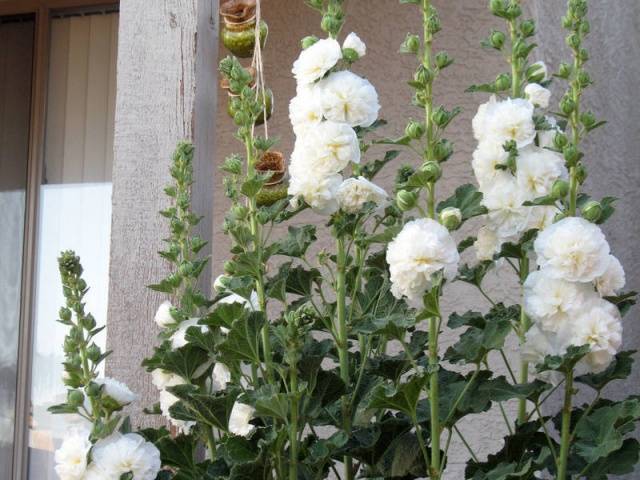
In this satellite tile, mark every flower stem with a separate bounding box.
[557,370,574,480]
[428,315,441,479]
[289,365,299,480]
[517,256,530,425]
[336,236,353,480]
[422,0,436,220]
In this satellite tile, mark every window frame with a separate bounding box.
[0,2,118,479]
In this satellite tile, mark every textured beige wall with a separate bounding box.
[212,0,640,477]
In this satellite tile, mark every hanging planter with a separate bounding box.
[220,0,268,58]
[226,87,273,125]
[255,150,288,206]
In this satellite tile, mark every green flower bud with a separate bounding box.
[563,145,580,165]
[433,139,454,162]
[420,161,442,183]
[554,132,569,150]
[560,96,576,115]
[396,190,418,212]
[86,382,102,398]
[432,107,449,127]
[558,62,572,79]
[577,71,592,88]
[342,48,359,63]
[578,48,589,62]
[256,210,270,225]
[231,205,248,219]
[59,307,72,322]
[562,15,573,29]
[520,20,536,37]
[414,65,433,85]
[513,39,530,59]
[489,0,505,16]
[321,15,342,36]
[582,200,602,223]
[435,51,453,69]
[405,120,425,140]
[427,14,441,34]
[82,313,96,331]
[301,36,319,50]
[580,20,591,35]
[401,33,420,55]
[575,163,588,184]
[67,390,85,407]
[505,4,522,19]
[440,207,462,231]
[580,111,596,129]
[552,179,570,199]
[495,73,511,91]
[566,33,581,49]
[489,30,506,49]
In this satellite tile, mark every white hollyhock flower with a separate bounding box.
[154,300,175,328]
[472,141,511,190]
[292,38,342,85]
[336,176,389,213]
[54,428,91,480]
[212,363,231,391]
[89,433,161,480]
[319,70,380,127]
[527,206,557,232]
[474,225,501,261]
[171,318,208,349]
[483,179,531,238]
[95,377,137,406]
[290,121,360,178]
[289,85,324,135]
[521,324,566,385]
[595,255,626,297]
[524,270,594,332]
[229,402,256,437]
[151,369,182,391]
[573,300,623,373]
[218,291,259,311]
[516,147,567,198]
[477,97,537,148]
[343,32,366,57]
[386,219,460,303]
[524,83,551,108]
[289,173,342,215]
[534,217,611,283]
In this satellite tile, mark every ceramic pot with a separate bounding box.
[221,11,268,58]
[256,151,285,186]
[256,183,288,207]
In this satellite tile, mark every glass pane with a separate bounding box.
[0,14,34,479]
[27,12,119,479]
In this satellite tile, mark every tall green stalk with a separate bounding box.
[557,371,574,480]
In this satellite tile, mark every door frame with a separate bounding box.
[0,2,118,478]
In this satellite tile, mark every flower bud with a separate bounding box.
[301,36,319,50]
[401,33,420,54]
[560,96,575,115]
[494,73,511,91]
[562,15,572,29]
[433,139,454,162]
[575,163,588,184]
[566,33,581,49]
[341,48,359,63]
[396,190,418,212]
[563,145,580,165]
[420,161,442,183]
[67,390,85,407]
[553,132,568,150]
[505,4,522,19]
[580,20,590,35]
[552,179,570,199]
[427,14,441,34]
[435,51,453,69]
[59,307,72,322]
[489,30,506,49]
[489,0,505,16]
[582,200,602,223]
[580,111,596,129]
[256,210,270,225]
[405,120,425,140]
[520,20,536,37]
[86,382,102,398]
[321,15,342,36]
[577,71,591,88]
[414,65,433,85]
[86,343,101,362]
[578,48,589,62]
[231,205,248,219]
[512,40,529,59]
[558,62,572,79]
[432,107,449,127]
[440,207,462,231]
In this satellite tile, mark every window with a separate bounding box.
[0,3,118,479]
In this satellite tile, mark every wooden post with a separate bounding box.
[106,0,218,426]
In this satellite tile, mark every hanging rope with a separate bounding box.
[251,0,269,139]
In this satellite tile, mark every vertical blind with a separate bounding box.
[27,11,118,480]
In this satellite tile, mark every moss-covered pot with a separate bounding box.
[256,183,288,207]
[221,18,268,58]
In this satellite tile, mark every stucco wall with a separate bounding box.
[211,0,640,477]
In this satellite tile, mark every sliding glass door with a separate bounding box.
[0,14,35,480]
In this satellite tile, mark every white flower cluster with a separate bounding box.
[55,428,160,480]
[95,377,137,406]
[471,66,565,260]
[288,34,388,215]
[386,219,460,305]
[523,217,625,376]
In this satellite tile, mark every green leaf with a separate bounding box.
[375,431,428,478]
[369,375,426,417]
[437,184,487,220]
[168,385,240,431]
[275,225,317,258]
[240,177,266,198]
[457,261,495,288]
[221,436,260,465]
[574,399,640,464]
[537,345,590,374]
[155,434,198,472]
[575,350,636,391]
[142,342,211,381]
[583,438,640,479]
[267,263,321,301]
[361,150,401,180]
[219,311,266,364]
[353,313,415,340]
[251,385,290,422]
[201,302,249,330]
